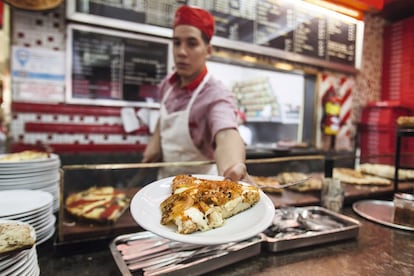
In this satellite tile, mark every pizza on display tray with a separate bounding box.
[65,186,130,223]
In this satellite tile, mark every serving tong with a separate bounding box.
[247,176,313,190]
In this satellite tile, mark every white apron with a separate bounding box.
[158,73,217,178]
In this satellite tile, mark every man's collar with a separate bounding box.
[168,66,208,92]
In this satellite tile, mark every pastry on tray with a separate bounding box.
[278,172,323,192]
[249,175,283,193]
[333,168,391,185]
[358,163,414,180]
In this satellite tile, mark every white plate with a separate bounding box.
[7,248,36,276]
[0,250,26,271]
[0,190,53,217]
[0,173,60,186]
[0,250,26,269]
[36,224,55,245]
[33,214,56,235]
[0,168,58,179]
[0,162,60,174]
[24,211,52,227]
[130,175,275,245]
[0,202,52,221]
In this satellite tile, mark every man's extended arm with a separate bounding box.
[214,128,247,181]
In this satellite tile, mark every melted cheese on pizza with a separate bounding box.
[160,175,260,234]
[65,186,130,223]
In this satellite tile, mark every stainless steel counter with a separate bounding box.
[37,207,413,276]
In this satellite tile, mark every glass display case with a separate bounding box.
[56,154,414,248]
[57,156,326,247]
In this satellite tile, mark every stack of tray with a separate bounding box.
[110,206,360,276]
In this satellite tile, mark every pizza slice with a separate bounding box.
[333,168,391,185]
[0,222,35,256]
[160,175,260,234]
[65,186,130,223]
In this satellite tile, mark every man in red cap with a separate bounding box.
[142,5,247,181]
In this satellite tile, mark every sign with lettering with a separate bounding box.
[66,24,171,107]
[67,0,363,72]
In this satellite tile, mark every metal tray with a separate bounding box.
[109,206,360,275]
[353,200,414,231]
[261,206,361,252]
[109,231,262,276]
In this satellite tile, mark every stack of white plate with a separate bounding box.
[0,153,61,212]
[0,220,40,276]
[0,190,56,245]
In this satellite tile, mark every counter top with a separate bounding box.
[38,206,413,276]
[210,208,414,276]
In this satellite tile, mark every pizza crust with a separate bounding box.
[65,186,130,223]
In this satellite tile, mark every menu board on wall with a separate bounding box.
[66,24,170,107]
[66,0,362,71]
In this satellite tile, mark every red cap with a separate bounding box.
[174,5,215,41]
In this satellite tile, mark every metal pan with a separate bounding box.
[261,206,361,252]
[109,232,262,276]
[353,199,414,231]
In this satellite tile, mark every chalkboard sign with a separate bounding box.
[66,24,171,107]
[66,0,363,72]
